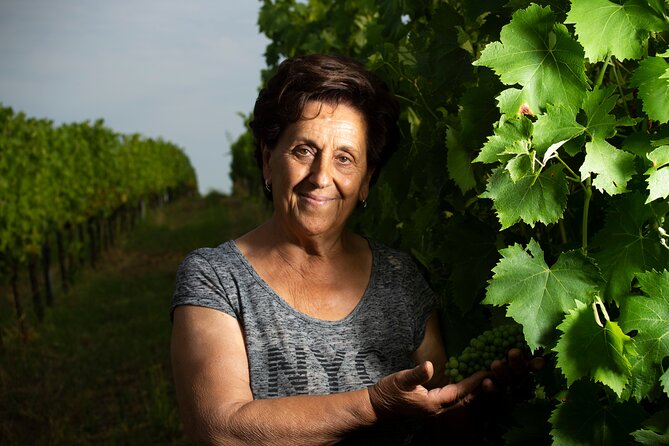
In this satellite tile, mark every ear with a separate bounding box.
[359,168,375,202]
[261,143,272,184]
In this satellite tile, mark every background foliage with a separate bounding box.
[0,105,197,335]
[229,0,669,443]
[0,105,197,266]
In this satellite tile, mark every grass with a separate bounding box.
[0,193,270,445]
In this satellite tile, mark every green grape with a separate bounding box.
[448,357,459,369]
[445,323,529,383]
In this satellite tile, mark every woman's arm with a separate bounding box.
[411,310,449,389]
[171,306,486,446]
[171,305,373,445]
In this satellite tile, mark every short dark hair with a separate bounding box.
[250,54,400,198]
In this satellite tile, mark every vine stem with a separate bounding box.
[381,61,439,121]
[596,296,610,321]
[582,177,592,255]
[578,55,611,256]
[611,59,632,117]
[395,94,423,109]
[592,296,610,328]
[594,54,611,89]
[555,155,585,188]
[411,79,440,121]
[559,220,568,245]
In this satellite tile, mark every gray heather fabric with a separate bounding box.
[171,239,436,444]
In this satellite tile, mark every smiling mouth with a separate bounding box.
[299,193,336,205]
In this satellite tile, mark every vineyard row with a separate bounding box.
[0,104,198,337]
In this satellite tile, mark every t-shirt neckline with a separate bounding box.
[227,239,377,326]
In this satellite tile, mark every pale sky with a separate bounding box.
[0,0,270,194]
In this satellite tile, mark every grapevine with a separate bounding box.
[233,0,669,443]
[0,105,197,328]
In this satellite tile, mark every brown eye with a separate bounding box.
[293,145,312,157]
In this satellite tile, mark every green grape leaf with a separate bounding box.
[474,115,533,164]
[632,407,669,444]
[447,72,502,192]
[647,144,669,166]
[496,87,528,116]
[459,69,503,147]
[646,145,669,203]
[566,0,669,62]
[503,400,553,444]
[406,106,421,140]
[506,153,534,183]
[564,134,587,157]
[647,0,668,16]
[632,429,669,445]
[582,87,619,140]
[533,104,585,155]
[481,164,568,229]
[483,239,602,351]
[550,380,649,446]
[631,57,669,124]
[662,369,669,396]
[579,139,636,195]
[555,300,634,396]
[639,408,669,436]
[446,127,477,193]
[590,193,669,303]
[623,132,654,158]
[619,270,669,400]
[442,215,499,314]
[624,357,661,401]
[474,4,589,114]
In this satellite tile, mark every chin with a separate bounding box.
[292,217,341,237]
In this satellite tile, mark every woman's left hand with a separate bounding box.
[368,361,489,419]
[485,347,545,391]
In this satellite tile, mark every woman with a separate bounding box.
[171,54,494,445]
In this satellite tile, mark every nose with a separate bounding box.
[308,153,332,188]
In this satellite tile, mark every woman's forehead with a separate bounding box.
[284,101,367,143]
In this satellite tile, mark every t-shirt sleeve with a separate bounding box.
[171,250,238,320]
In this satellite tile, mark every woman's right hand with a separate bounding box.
[367,361,489,419]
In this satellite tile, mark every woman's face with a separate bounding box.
[263,100,372,239]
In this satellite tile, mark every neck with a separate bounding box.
[264,214,350,258]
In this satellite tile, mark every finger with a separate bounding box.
[481,377,496,393]
[451,392,477,410]
[529,356,545,371]
[490,358,508,377]
[507,348,526,371]
[452,370,488,396]
[440,372,487,410]
[490,354,519,386]
[396,361,433,391]
[489,348,525,381]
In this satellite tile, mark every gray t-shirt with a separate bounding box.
[171,239,436,442]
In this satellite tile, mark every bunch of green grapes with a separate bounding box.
[445,324,528,383]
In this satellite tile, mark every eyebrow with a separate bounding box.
[292,137,360,154]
